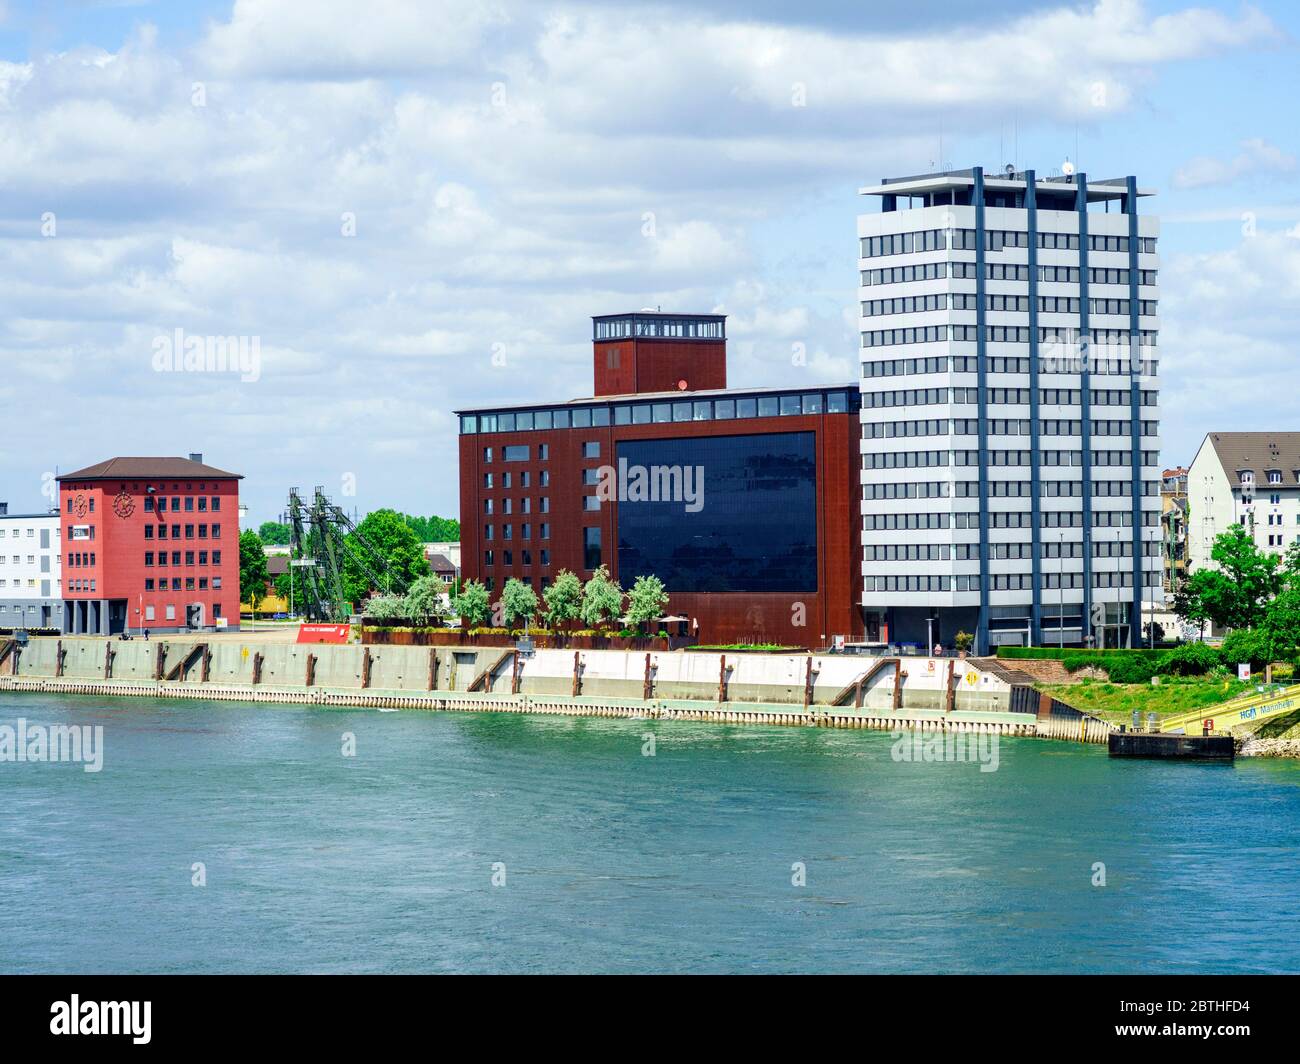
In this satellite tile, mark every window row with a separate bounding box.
[862,355,1159,379]
[144,551,223,567]
[482,444,551,464]
[484,471,551,489]
[862,263,1156,287]
[142,495,222,513]
[864,387,1159,412]
[143,524,222,540]
[484,498,551,515]
[143,577,222,591]
[140,603,224,621]
[942,479,1161,498]
[483,549,551,568]
[461,390,860,435]
[935,512,1159,528]
[482,523,551,542]
[862,325,1158,348]
[862,295,1157,318]
[863,570,1159,593]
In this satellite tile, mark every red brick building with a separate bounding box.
[58,455,242,634]
[457,313,862,647]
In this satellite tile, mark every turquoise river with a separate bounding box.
[2,691,1299,973]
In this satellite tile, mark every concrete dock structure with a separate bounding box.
[0,635,1111,743]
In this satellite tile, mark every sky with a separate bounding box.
[0,0,1296,526]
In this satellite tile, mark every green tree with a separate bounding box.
[579,565,624,629]
[625,574,669,634]
[258,520,292,546]
[1221,627,1270,671]
[1175,526,1282,632]
[273,566,294,608]
[239,530,269,611]
[396,513,461,543]
[451,579,491,628]
[340,509,430,609]
[500,577,540,627]
[542,569,583,629]
[403,574,449,626]
[1258,585,1300,665]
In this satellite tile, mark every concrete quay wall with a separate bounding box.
[5,637,1015,712]
[0,673,1041,739]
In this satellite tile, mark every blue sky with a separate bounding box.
[0,0,1296,525]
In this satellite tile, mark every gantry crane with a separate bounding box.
[285,487,408,621]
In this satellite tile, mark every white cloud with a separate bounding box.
[0,0,1283,520]
[202,0,510,79]
[1173,138,1297,189]
[1159,228,1300,452]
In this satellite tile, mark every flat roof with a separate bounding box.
[860,168,1155,201]
[592,311,725,322]
[455,381,859,417]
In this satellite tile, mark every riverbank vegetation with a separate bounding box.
[1038,677,1255,724]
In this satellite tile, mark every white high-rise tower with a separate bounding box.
[857,167,1161,654]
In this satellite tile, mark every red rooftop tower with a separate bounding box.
[593,312,727,396]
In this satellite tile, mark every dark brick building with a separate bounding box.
[456,313,862,647]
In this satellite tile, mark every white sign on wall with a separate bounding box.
[1238,662,1251,682]
[70,525,91,540]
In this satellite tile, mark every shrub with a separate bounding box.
[362,594,407,621]
[1221,628,1270,670]
[1063,652,1159,684]
[1157,641,1222,677]
[999,645,1166,661]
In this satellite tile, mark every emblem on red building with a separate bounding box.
[112,492,135,519]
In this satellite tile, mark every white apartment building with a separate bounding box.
[0,503,64,630]
[1187,433,1300,573]
[857,167,1162,653]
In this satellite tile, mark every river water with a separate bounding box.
[2,692,1298,973]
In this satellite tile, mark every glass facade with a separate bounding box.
[459,387,859,435]
[615,433,818,593]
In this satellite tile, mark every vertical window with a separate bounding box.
[584,527,602,570]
